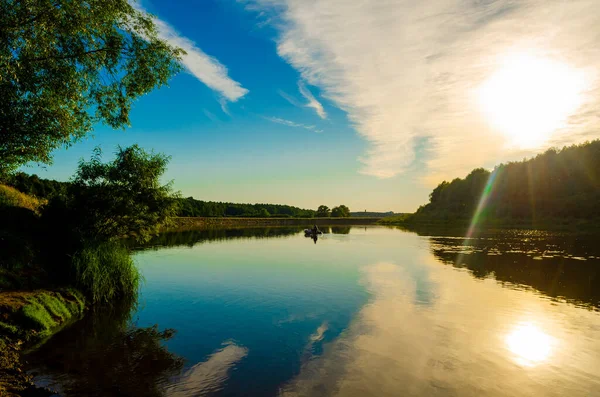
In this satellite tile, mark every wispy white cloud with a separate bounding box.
[203,109,219,122]
[219,97,231,116]
[166,342,248,396]
[133,1,248,102]
[246,0,600,180]
[264,116,322,133]
[277,89,303,107]
[298,81,327,119]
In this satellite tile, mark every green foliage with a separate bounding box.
[5,172,70,200]
[66,289,87,314]
[411,140,600,225]
[0,0,184,174]
[46,145,179,243]
[178,197,315,218]
[71,241,140,306]
[21,300,57,332]
[259,208,271,217]
[0,322,18,337]
[316,205,331,217]
[350,211,395,218]
[1,291,85,342]
[378,213,414,225]
[36,293,71,321]
[331,205,351,218]
[21,292,86,333]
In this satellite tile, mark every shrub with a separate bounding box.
[71,242,141,305]
[67,145,179,243]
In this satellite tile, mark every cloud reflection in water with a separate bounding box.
[166,342,248,397]
[278,259,600,397]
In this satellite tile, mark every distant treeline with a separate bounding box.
[350,211,395,218]
[3,174,319,218]
[386,140,600,227]
[177,197,315,218]
[5,172,70,199]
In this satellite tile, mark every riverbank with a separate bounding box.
[378,214,600,233]
[0,289,86,396]
[167,216,381,231]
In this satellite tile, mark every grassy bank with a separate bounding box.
[0,185,46,214]
[168,216,381,231]
[0,289,86,396]
[0,186,142,395]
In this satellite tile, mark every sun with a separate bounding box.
[478,53,587,148]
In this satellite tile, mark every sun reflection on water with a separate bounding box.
[505,322,554,366]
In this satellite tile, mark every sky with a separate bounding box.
[25,0,600,212]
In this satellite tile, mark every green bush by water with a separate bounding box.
[71,242,141,306]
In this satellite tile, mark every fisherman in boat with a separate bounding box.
[312,224,319,234]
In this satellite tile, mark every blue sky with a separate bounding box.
[25,0,600,212]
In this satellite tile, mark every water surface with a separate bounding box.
[28,226,600,396]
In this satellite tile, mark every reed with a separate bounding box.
[71,242,141,306]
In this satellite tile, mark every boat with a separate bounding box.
[304,229,323,235]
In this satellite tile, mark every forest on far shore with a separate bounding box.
[383,140,600,227]
[3,173,354,218]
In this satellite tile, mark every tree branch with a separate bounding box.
[22,47,124,63]
[4,1,61,31]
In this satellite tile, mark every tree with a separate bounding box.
[46,145,179,243]
[331,205,350,218]
[0,0,184,174]
[412,140,600,224]
[316,205,330,217]
[259,208,270,218]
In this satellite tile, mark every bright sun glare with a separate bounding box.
[505,323,553,366]
[478,53,587,148]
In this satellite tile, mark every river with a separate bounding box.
[26,226,600,396]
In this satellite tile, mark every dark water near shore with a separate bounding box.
[27,226,600,396]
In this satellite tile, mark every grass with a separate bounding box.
[71,241,141,305]
[21,299,57,333]
[6,290,87,339]
[378,213,414,225]
[0,321,18,337]
[0,290,85,395]
[0,184,46,213]
[37,293,72,321]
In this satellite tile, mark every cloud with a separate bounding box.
[278,89,303,107]
[219,97,231,116]
[246,0,600,180]
[278,258,589,396]
[133,1,248,102]
[279,84,327,120]
[203,109,219,122]
[264,116,323,132]
[166,342,248,396]
[298,81,327,119]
